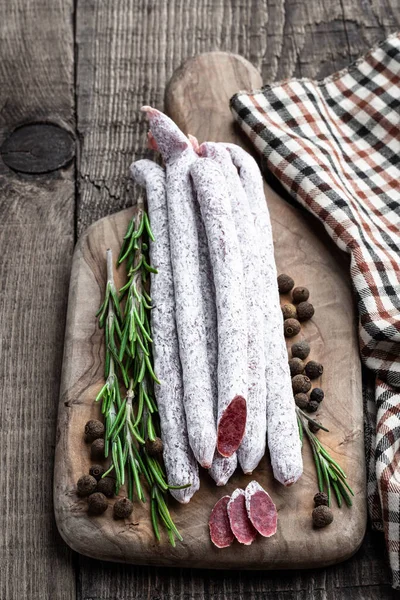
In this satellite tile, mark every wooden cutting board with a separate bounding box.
[54,52,366,569]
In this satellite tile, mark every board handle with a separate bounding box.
[165,51,262,148]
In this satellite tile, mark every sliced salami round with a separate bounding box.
[209,496,235,548]
[227,488,257,545]
[245,480,277,537]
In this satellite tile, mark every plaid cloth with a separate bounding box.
[230,32,400,587]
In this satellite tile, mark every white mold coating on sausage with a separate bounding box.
[142,107,217,468]
[200,142,267,474]
[190,158,248,458]
[225,143,303,486]
[131,159,200,502]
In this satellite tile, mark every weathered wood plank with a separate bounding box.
[0,0,76,598]
[75,0,400,598]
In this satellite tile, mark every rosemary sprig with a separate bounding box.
[96,201,185,545]
[95,249,125,491]
[117,200,184,545]
[296,408,354,507]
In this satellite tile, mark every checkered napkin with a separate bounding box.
[230,32,400,587]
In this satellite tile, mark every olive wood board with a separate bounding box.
[54,51,366,569]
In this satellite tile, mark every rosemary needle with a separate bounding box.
[296,408,354,507]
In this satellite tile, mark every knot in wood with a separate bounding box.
[0,123,75,174]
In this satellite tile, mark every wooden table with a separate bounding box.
[1,1,399,598]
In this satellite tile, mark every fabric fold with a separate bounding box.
[230,32,400,587]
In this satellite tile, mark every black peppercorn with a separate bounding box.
[292,374,312,394]
[306,400,319,413]
[314,492,329,507]
[294,393,309,410]
[282,303,297,320]
[90,438,105,461]
[297,301,315,322]
[277,274,294,294]
[292,286,310,304]
[308,419,322,433]
[89,464,106,481]
[88,492,108,515]
[312,505,333,528]
[305,361,324,380]
[310,388,324,403]
[284,318,301,338]
[77,474,97,497]
[84,419,105,442]
[113,497,134,519]
[96,477,115,498]
[289,357,304,376]
[145,437,164,456]
[291,340,310,360]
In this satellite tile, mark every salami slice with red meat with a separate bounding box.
[245,480,277,537]
[227,488,257,545]
[209,496,235,548]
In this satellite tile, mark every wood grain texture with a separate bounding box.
[73,1,400,599]
[55,50,366,577]
[0,0,76,598]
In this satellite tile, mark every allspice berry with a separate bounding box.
[96,477,115,498]
[314,492,329,507]
[84,419,105,442]
[292,286,310,304]
[297,301,315,322]
[88,492,108,515]
[77,474,97,497]
[308,419,322,433]
[90,438,105,461]
[289,357,304,376]
[306,400,319,413]
[310,388,324,403]
[292,374,312,394]
[291,340,310,360]
[305,361,324,380]
[277,274,294,294]
[282,303,297,320]
[312,505,333,528]
[284,318,301,338]
[113,497,134,519]
[89,464,106,481]
[294,393,309,410]
[145,437,164,456]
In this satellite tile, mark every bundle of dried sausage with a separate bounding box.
[130,159,200,503]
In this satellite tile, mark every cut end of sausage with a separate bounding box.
[245,481,278,538]
[209,496,235,548]
[217,396,247,457]
[227,488,257,545]
[140,105,190,163]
